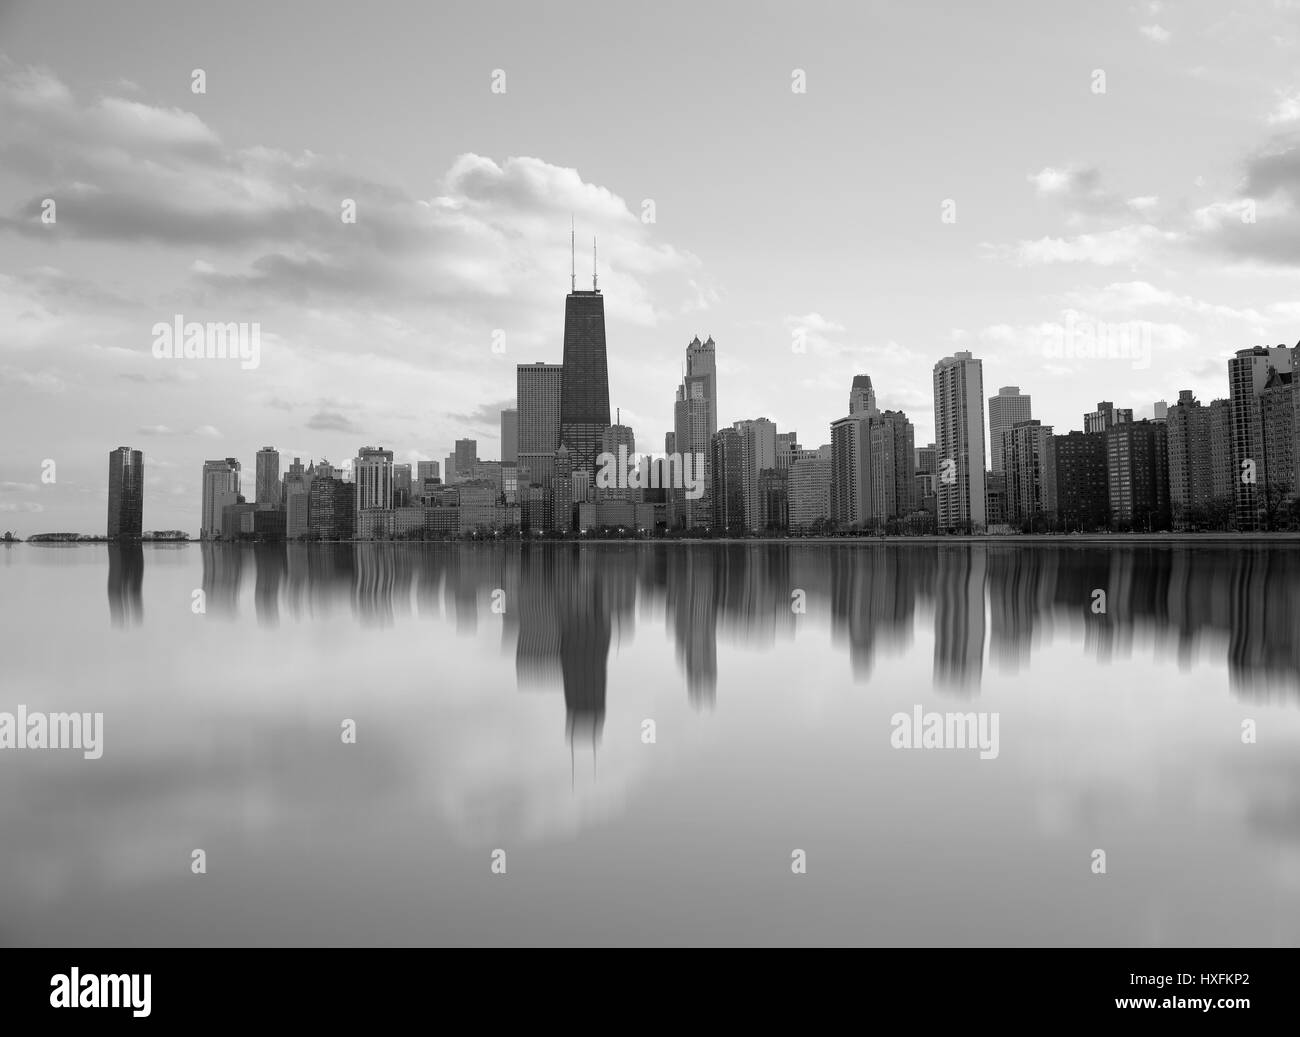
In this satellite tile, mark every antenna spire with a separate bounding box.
[570,216,576,293]
[592,236,598,292]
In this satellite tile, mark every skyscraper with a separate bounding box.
[1229,345,1294,529]
[201,458,241,540]
[870,410,916,523]
[454,439,478,473]
[830,415,871,529]
[354,446,394,510]
[392,463,413,506]
[710,427,745,531]
[733,418,777,531]
[518,361,563,487]
[849,375,877,417]
[1167,390,1221,525]
[987,386,1031,475]
[1052,431,1108,530]
[283,458,311,539]
[932,351,986,531]
[1085,401,1133,434]
[670,335,718,528]
[1002,420,1055,526]
[500,409,518,465]
[787,445,833,530]
[107,447,143,540]
[255,446,280,505]
[1106,420,1169,530]
[558,238,611,474]
[416,460,441,486]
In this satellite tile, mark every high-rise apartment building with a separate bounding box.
[1106,419,1169,530]
[869,410,915,523]
[932,351,986,530]
[107,447,144,540]
[1229,345,1294,529]
[1085,401,1133,434]
[1052,431,1108,530]
[787,445,833,530]
[1002,420,1055,526]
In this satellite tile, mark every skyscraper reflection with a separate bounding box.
[106,543,144,627]
[186,543,1300,727]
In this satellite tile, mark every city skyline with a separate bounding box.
[6,1,1300,534]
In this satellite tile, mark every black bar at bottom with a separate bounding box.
[0,948,1287,1023]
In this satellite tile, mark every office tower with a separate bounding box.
[1229,345,1294,529]
[1085,401,1133,434]
[500,409,518,465]
[671,336,718,527]
[757,468,789,531]
[733,418,777,531]
[1106,419,1169,530]
[107,447,144,540]
[1153,400,1168,422]
[454,439,478,473]
[552,444,574,532]
[870,410,916,522]
[932,351,987,530]
[518,361,563,488]
[710,427,744,531]
[787,445,833,530]
[283,457,311,539]
[1052,431,1109,530]
[600,421,635,457]
[444,453,457,484]
[392,463,412,507]
[201,458,241,540]
[1002,420,1056,526]
[416,460,441,485]
[307,476,355,540]
[255,446,280,505]
[830,415,871,529]
[776,431,800,471]
[848,375,877,417]
[988,386,1032,475]
[598,421,636,502]
[558,239,611,473]
[354,446,394,511]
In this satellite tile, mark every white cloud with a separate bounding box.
[1266,89,1300,124]
[1139,24,1171,43]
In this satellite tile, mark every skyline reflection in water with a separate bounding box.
[160,541,1300,708]
[2,540,1298,947]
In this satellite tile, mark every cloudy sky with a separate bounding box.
[2,0,1300,533]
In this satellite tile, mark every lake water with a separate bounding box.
[2,540,1299,946]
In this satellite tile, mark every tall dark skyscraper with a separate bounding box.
[107,446,143,540]
[559,234,611,473]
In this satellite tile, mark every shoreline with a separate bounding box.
[13,532,1300,546]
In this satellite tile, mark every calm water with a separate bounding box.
[2,540,1299,946]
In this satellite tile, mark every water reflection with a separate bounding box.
[106,544,143,628]
[171,542,1300,707]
